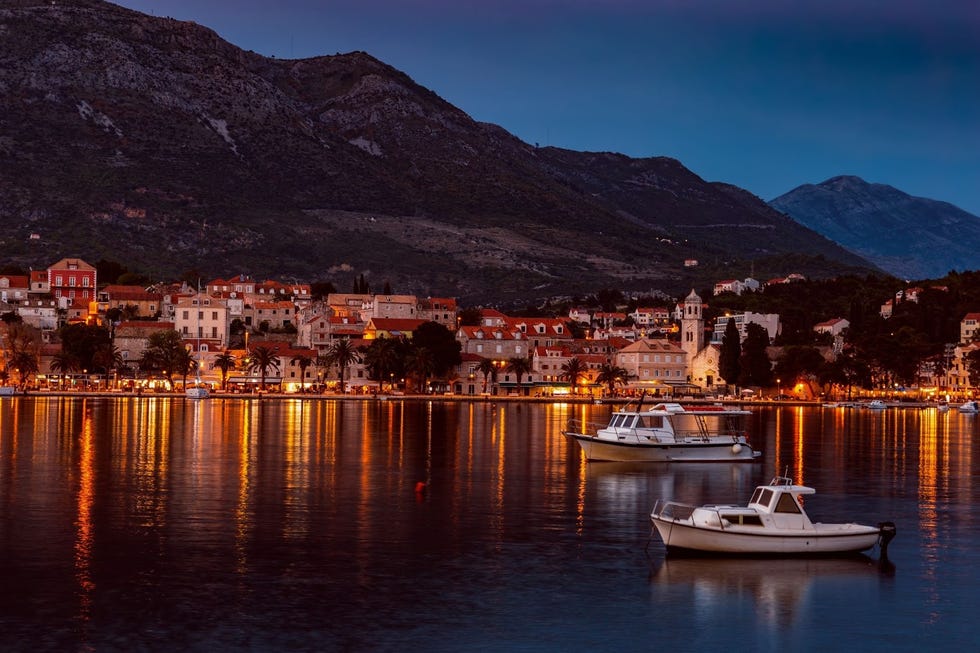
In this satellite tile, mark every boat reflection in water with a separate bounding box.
[585,462,760,517]
[649,555,892,628]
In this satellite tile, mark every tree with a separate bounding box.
[49,351,79,377]
[361,337,404,389]
[967,350,980,389]
[352,274,370,294]
[174,347,195,390]
[719,318,741,388]
[411,321,462,380]
[4,323,41,389]
[406,346,435,392]
[477,358,498,394]
[559,357,587,395]
[214,350,237,390]
[59,323,112,372]
[291,352,314,392]
[140,330,188,390]
[325,339,361,393]
[595,364,629,396]
[506,356,533,396]
[773,346,827,398]
[9,349,38,390]
[247,345,281,391]
[310,281,336,300]
[738,322,773,388]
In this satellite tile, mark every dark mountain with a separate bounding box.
[770,176,980,280]
[0,0,876,303]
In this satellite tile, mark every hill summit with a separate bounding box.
[770,176,980,280]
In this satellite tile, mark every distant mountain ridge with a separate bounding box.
[0,0,875,303]
[769,176,980,280]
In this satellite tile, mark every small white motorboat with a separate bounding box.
[865,400,887,410]
[650,475,896,555]
[958,400,979,413]
[565,398,760,463]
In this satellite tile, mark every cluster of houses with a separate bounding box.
[0,258,978,398]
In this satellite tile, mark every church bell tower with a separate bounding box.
[681,289,704,360]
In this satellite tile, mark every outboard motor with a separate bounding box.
[877,521,897,557]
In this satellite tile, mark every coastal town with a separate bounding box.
[0,256,977,402]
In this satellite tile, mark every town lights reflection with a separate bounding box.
[73,401,96,638]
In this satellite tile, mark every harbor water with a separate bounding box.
[0,397,976,651]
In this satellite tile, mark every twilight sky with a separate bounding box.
[113,0,980,215]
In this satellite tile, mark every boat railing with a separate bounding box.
[565,418,606,437]
[671,427,746,442]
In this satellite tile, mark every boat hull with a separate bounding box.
[650,517,881,554]
[186,388,210,399]
[566,432,759,462]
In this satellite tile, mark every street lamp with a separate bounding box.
[777,378,781,399]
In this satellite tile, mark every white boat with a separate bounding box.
[958,400,979,413]
[0,386,17,396]
[865,400,887,410]
[937,401,950,412]
[650,475,896,555]
[564,400,760,462]
[186,383,209,399]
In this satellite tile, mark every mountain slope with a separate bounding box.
[0,0,876,303]
[770,176,980,280]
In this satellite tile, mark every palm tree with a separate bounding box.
[92,343,124,388]
[325,339,361,393]
[361,338,401,391]
[506,356,533,397]
[140,330,188,390]
[214,350,236,390]
[9,350,39,391]
[477,358,497,394]
[50,350,79,388]
[406,345,435,393]
[247,345,281,391]
[559,357,587,395]
[291,352,314,392]
[595,363,630,397]
[174,347,195,391]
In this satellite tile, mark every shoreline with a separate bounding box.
[0,390,945,408]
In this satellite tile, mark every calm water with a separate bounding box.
[0,397,977,652]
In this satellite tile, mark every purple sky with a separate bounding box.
[113,0,980,215]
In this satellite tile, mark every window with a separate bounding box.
[775,493,802,514]
[182,310,189,320]
[212,311,218,321]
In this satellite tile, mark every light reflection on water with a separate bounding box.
[0,398,978,651]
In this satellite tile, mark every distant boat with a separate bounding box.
[0,386,17,396]
[866,400,887,410]
[958,400,979,414]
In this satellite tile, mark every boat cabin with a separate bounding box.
[696,478,817,530]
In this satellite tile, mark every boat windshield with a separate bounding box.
[638,415,664,428]
[610,414,638,429]
[774,492,802,514]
